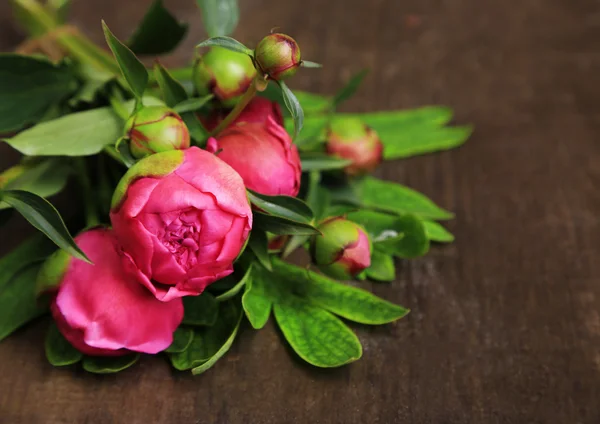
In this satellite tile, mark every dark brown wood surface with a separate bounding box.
[1,0,600,423]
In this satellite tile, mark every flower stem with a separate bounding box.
[209,81,258,137]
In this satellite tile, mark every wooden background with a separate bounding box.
[1,0,600,422]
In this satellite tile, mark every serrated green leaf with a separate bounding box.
[333,69,368,107]
[182,292,218,326]
[0,262,48,342]
[165,327,194,353]
[242,266,272,329]
[272,258,408,324]
[128,0,188,55]
[45,322,83,366]
[1,190,90,263]
[253,212,320,236]
[279,81,303,140]
[3,107,121,156]
[423,220,455,243]
[365,250,395,282]
[196,0,239,38]
[273,298,362,368]
[216,265,252,302]
[299,152,352,171]
[247,190,313,224]
[196,36,252,55]
[173,95,213,114]
[102,21,148,98]
[374,214,430,258]
[0,158,71,210]
[0,54,77,132]
[82,353,140,374]
[170,299,241,371]
[354,176,453,220]
[247,230,272,271]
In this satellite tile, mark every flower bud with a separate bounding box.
[326,117,383,176]
[193,46,257,107]
[125,106,190,159]
[206,116,301,196]
[254,33,301,81]
[311,217,371,280]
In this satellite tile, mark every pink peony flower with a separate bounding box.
[37,228,183,356]
[207,116,301,196]
[110,147,252,302]
[200,97,284,133]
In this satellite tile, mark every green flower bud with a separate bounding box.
[311,217,371,280]
[124,106,190,159]
[254,33,301,81]
[326,117,383,176]
[193,47,257,108]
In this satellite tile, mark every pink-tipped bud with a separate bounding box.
[254,33,301,81]
[326,118,383,176]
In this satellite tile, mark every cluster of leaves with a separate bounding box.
[0,0,470,374]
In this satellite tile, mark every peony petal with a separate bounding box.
[53,228,183,354]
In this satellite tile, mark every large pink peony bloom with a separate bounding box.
[40,228,183,356]
[110,147,252,302]
[207,116,301,196]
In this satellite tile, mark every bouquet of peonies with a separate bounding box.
[0,0,471,374]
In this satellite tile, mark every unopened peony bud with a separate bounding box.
[326,118,383,176]
[125,106,190,159]
[254,33,301,81]
[193,47,257,107]
[311,217,371,280]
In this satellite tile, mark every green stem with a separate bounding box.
[109,92,131,120]
[209,81,257,136]
[74,158,99,227]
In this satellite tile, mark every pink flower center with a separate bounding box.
[160,211,202,270]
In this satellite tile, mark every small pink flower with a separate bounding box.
[207,116,301,197]
[42,228,183,356]
[110,147,252,301]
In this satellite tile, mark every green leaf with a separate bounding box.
[165,327,194,353]
[216,265,252,302]
[170,299,242,371]
[102,21,149,98]
[0,262,48,341]
[279,81,304,140]
[260,85,330,115]
[247,231,272,271]
[247,190,314,224]
[82,354,140,374]
[191,304,242,375]
[253,212,320,236]
[153,63,188,107]
[305,171,331,221]
[242,265,273,329]
[365,250,395,282]
[281,234,310,258]
[0,234,55,292]
[196,36,252,55]
[332,69,368,107]
[301,60,322,68]
[196,0,239,38]
[0,158,71,210]
[423,220,455,243]
[4,106,121,156]
[128,0,188,55]
[45,322,83,366]
[182,292,218,326]
[354,176,453,220]
[273,298,362,368]
[374,214,430,258]
[1,190,90,263]
[172,95,213,114]
[272,258,408,325]
[346,209,398,238]
[0,54,77,132]
[382,126,472,160]
[300,152,352,171]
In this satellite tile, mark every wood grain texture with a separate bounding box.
[1,0,600,422]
